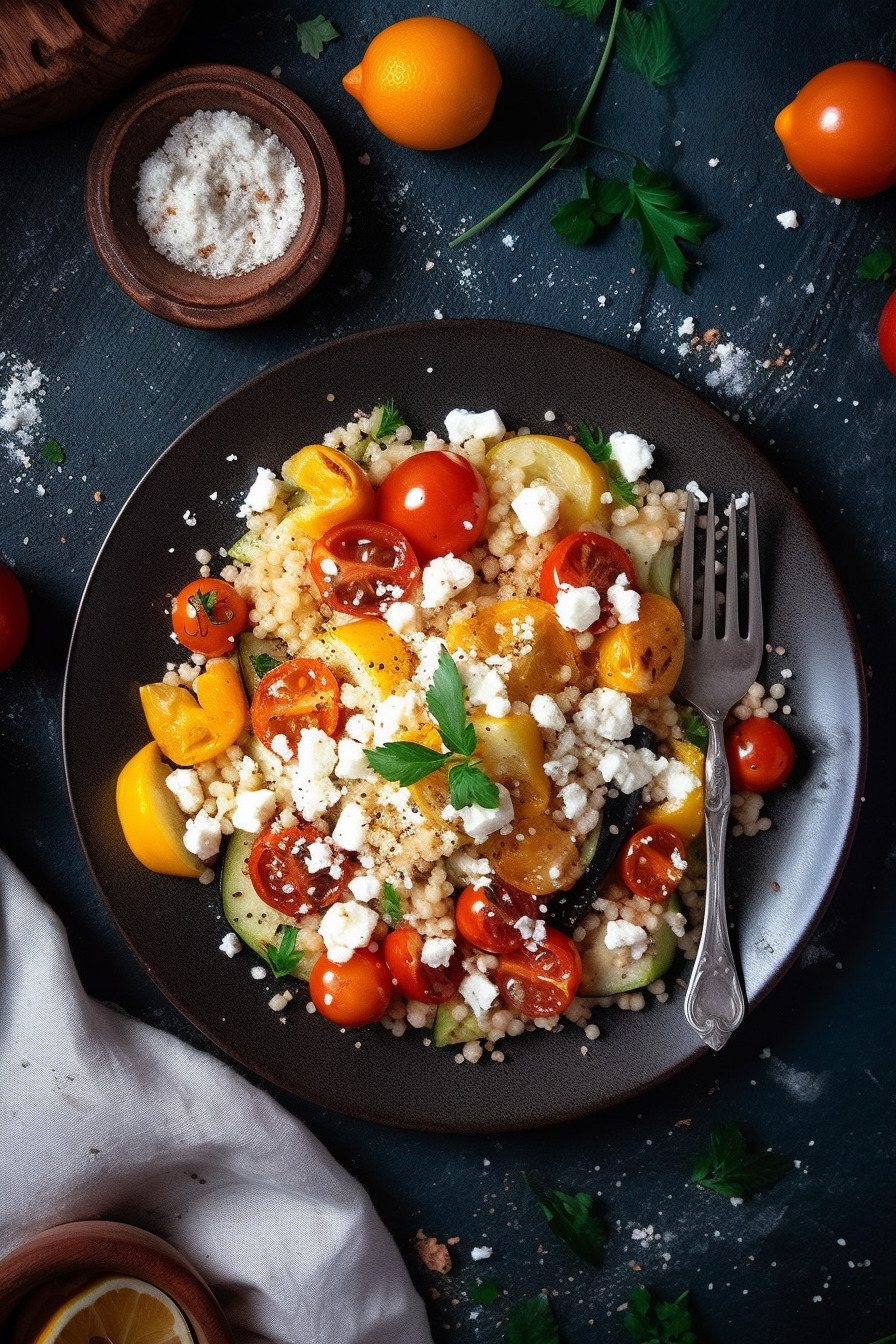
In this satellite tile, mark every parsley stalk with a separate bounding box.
[450,0,624,247]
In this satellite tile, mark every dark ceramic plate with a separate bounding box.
[63,321,866,1132]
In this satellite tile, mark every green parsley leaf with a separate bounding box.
[267,926,304,979]
[606,460,637,506]
[42,438,64,464]
[249,652,281,679]
[427,647,476,757]
[380,880,403,926]
[616,3,684,86]
[292,13,339,58]
[192,588,219,621]
[624,1286,696,1344]
[663,0,730,48]
[370,399,405,441]
[525,1172,608,1267]
[507,1294,558,1344]
[364,741,448,786]
[551,168,629,245]
[448,761,500,811]
[469,1276,500,1306]
[857,247,894,281]
[542,0,607,20]
[577,422,612,462]
[691,1123,791,1198]
[679,710,708,752]
[577,423,636,504]
[623,160,714,290]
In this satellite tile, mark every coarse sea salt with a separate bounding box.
[135,109,305,278]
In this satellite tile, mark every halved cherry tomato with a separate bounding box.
[310,520,420,616]
[725,717,795,793]
[171,577,250,657]
[248,822,356,918]
[376,450,488,560]
[878,288,896,378]
[383,926,463,1003]
[539,531,638,633]
[493,927,582,1017]
[455,880,541,954]
[619,824,688,902]
[0,560,28,671]
[309,948,393,1026]
[251,657,340,754]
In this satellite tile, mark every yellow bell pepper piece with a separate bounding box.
[591,592,684,698]
[471,712,550,818]
[140,659,249,767]
[116,741,204,876]
[321,617,414,699]
[279,444,375,540]
[486,434,613,531]
[641,738,705,844]
[446,597,581,702]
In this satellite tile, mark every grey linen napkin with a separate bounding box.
[0,851,435,1344]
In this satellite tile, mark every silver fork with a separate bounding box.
[676,492,763,1051]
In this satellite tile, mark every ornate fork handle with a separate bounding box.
[683,715,745,1050]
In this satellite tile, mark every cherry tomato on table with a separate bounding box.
[248,822,356,918]
[376,450,488,560]
[309,948,393,1026]
[492,927,582,1018]
[171,577,250,657]
[619,824,688,903]
[539,531,638,633]
[726,717,795,793]
[455,880,542,954]
[383,926,463,1004]
[878,289,896,378]
[0,560,28,671]
[251,657,340,754]
[310,520,420,616]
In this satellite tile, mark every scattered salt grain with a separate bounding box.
[0,357,47,446]
[776,210,800,229]
[708,157,720,167]
[470,1246,493,1261]
[704,342,753,397]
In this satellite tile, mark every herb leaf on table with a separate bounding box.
[624,1286,697,1344]
[624,162,714,290]
[290,14,339,58]
[42,438,64,464]
[543,0,609,19]
[616,0,729,86]
[857,247,894,281]
[470,1276,501,1306]
[507,1294,559,1344]
[691,1123,791,1198]
[525,1172,608,1266]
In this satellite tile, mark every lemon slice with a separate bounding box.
[321,617,414,698]
[24,1274,194,1344]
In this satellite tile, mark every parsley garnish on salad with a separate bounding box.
[680,710,708,752]
[624,1286,697,1344]
[507,1294,559,1344]
[267,926,304,978]
[369,399,406,441]
[365,647,500,811]
[691,1123,791,1198]
[380,880,403,926]
[577,422,638,506]
[525,1172,608,1266]
[249,652,281,680]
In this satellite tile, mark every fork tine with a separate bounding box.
[679,492,696,632]
[724,494,739,635]
[701,493,716,638]
[746,492,762,640]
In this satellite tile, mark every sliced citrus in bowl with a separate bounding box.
[25,1274,193,1344]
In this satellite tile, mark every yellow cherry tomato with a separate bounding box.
[321,617,415,699]
[486,435,613,532]
[483,814,583,896]
[279,444,376,541]
[472,712,550,818]
[641,738,705,844]
[591,592,684,698]
[446,597,581,702]
[140,659,249,767]
[116,742,204,876]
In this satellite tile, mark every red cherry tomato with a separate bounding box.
[539,530,638,633]
[250,657,340,754]
[725,717,795,793]
[383,926,464,1004]
[309,948,392,1026]
[376,450,488,561]
[878,289,896,378]
[493,927,582,1017]
[248,822,356,918]
[455,880,542,954]
[0,561,28,671]
[171,576,250,657]
[619,824,688,902]
[309,520,420,616]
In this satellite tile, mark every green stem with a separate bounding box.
[449,0,625,248]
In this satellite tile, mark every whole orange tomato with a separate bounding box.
[774,61,896,198]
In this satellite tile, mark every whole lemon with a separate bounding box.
[342,16,501,151]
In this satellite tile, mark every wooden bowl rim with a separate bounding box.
[84,63,346,328]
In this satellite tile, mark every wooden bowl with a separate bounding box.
[85,65,346,328]
[0,1220,233,1342]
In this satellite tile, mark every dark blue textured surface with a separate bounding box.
[2,2,895,1339]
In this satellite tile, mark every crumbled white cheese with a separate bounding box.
[604,919,650,960]
[384,600,417,634]
[511,484,561,536]
[344,714,375,745]
[573,688,634,744]
[559,782,588,820]
[183,810,222,862]
[514,917,546,946]
[555,583,602,631]
[470,1246,493,1261]
[776,209,799,229]
[165,768,204,814]
[653,756,700,804]
[529,694,567,733]
[454,652,512,719]
[421,937,456,968]
[230,787,277,833]
[444,408,506,445]
[373,689,426,745]
[219,932,242,957]
[332,801,368,853]
[685,480,708,503]
[678,316,695,336]
[305,837,338,874]
[347,874,382,904]
[459,970,499,1017]
[318,901,379,964]
[335,737,375,780]
[420,555,476,610]
[671,846,688,872]
[445,783,515,843]
[238,466,282,517]
[289,728,339,820]
[664,908,687,938]
[598,744,664,794]
[608,431,654,480]
[607,572,640,624]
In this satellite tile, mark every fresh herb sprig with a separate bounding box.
[369,399,406,441]
[691,1122,790,1198]
[577,422,637,505]
[42,438,64,464]
[679,710,708,752]
[624,1286,697,1344]
[249,652,281,679]
[507,1294,559,1344]
[267,926,304,978]
[290,13,339,58]
[525,1172,608,1267]
[364,647,499,811]
[469,1276,501,1306]
[857,247,894,281]
[380,880,403,926]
